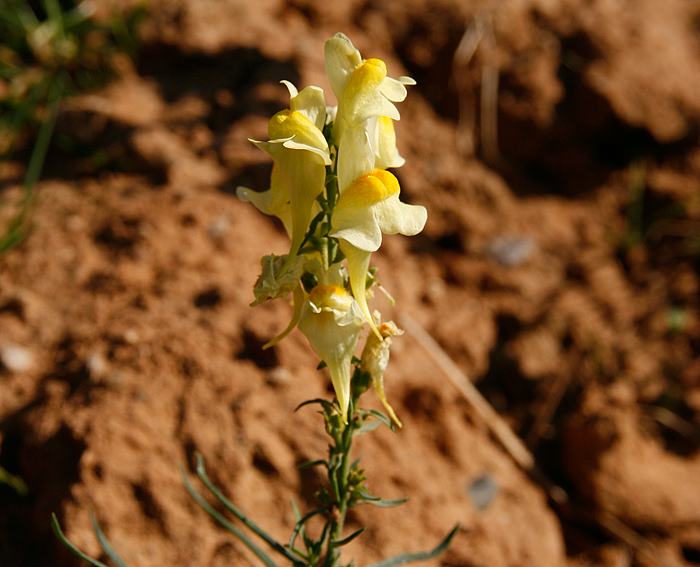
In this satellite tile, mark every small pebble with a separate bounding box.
[267,366,292,386]
[124,329,139,344]
[467,473,498,511]
[208,215,231,238]
[486,235,535,267]
[0,344,34,372]
[426,277,446,301]
[86,352,108,379]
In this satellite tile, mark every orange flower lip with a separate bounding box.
[309,284,351,310]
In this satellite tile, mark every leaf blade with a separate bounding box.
[366,524,460,567]
[90,512,129,567]
[181,467,277,567]
[51,514,110,567]
[194,454,300,564]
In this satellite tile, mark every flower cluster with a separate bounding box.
[238,33,426,423]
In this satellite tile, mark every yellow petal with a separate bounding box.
[375,193,427,238]
[284,82,327,132]
[275,150,326,257]
[336,124,374,193]
[334,58,400,145]
[339,241,381,339]
[309,284,355,312]
[343,59,399,121]
[244,112,330,255]
[236,163,292,235]
[331,169,401,252]
[340,169,399,207]
[268,110,329,157]
[379,76,408,102]
[374,116,405,170]
[324,32,362,98]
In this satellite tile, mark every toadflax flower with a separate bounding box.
[324,33,415,193]
[298,284,364,422]
[237,82,331,259]
[330,169,426,335]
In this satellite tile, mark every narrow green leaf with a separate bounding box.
[366,524,460,567]
[289,508,324,551]
[366,497,408,508]
[90,512,128,567]
[358,493,408,508]
[194,455,300,564]
[290,499,302,522]
[289,501,312,559]
[297,459,327,471]
[181,467,277,567]
[294,398,332,413]
[331,527,365,547]
[51,514,110,567]
[365,409,395,430]
[356,420,382,435]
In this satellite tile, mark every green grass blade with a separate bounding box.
[366,524,460,567]
[0,465,28,495]
[0,73,63,255]
[24,74,63,188]
[51,514,110,567]
[90,512,129,567]
[181,467,277,567]
[194,454,301,563]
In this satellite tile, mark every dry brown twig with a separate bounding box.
[399,312,535,471]
[399,313,672,567]
[452,13,500,163]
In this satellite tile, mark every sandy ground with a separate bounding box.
[1,1,699,566]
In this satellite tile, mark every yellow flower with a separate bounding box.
[361,318,404,428]
[298,284,364,422]
[237,82,331,258]
[324,33,415,192]
[330,169,426,335]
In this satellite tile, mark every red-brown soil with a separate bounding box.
[1,1,699,566]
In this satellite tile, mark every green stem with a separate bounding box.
[324,402,357,566]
